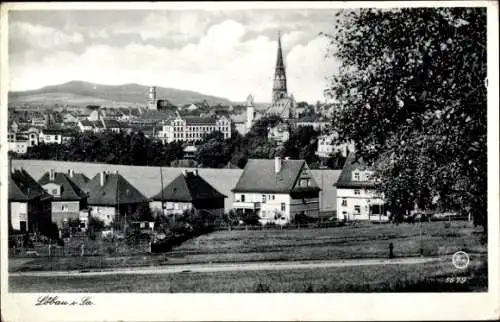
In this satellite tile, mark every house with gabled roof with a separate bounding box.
[150,169,226,217]
[38,169,88,228]
[232,157,321,224]
[83,171,150,226]
[8,168,52,234]
[334,153,387,222]
[65,169,89,190]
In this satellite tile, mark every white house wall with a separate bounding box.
[89,206,116,226]
[336,188,386,221]
[10,202,28,231]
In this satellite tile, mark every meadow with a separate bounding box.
[9,256,487,293]
[9,221,486,273]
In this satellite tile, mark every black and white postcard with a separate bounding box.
[1,1,498,321]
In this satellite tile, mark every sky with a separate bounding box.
[8,9,341,103]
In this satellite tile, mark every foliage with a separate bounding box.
[87,216,105,234]
[280,125,320,165]
[324,8,487,227]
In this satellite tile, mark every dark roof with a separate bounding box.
[334,153,376,189]
[103,119,121,128]
[183,116,217,125]
[152,171,226,202]
[170,159,199,168]
[83,172,149,206]
[80,120,92,126]
[9,169,52,202]
[67,172,90,190]
[139,110,174,121]
[38,171,87,201]
[232,159,321,193]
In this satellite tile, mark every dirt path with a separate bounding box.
[9,256,442,277]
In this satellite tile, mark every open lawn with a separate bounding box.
[9,255,487,292]
[9,221,486,274]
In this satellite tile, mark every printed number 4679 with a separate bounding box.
[446,277,468,283]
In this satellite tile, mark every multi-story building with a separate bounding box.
[8,168,52,234]
[39,128,77,144]
[7,126,39,155]
[267,122,290,145]
[316,133,355,158]
[150,169,226,217]
[157,115,231,144]
[38,169,88,229]
[334,153,387,222]
[83,171,150,226]
[232,157,321,224]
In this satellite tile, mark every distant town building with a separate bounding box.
[290,116,329,131]
[316,133,354,158]
[150,169,226,217]
[267,122,290,145]
[157,115,231,144]
[39,128,77,144]
[7,124,39,154]
[232,157,321,224]
[334,153,387,222]
[8,168,52,233]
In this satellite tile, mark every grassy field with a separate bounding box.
[9,256,487,293]
[9,221,486,273]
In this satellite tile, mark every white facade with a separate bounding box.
[89,206,116,226]
[157,115,231,144]
[39,131,63,144]
[233,192,319,224]
[9,141,29,154]
[336,188,386,221]
[316,134,355,158]
[267,124,290,144]
[10,202,28,231]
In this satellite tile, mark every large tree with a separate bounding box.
[324,8,487,227]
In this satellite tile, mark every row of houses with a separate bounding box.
[8,154,386,235]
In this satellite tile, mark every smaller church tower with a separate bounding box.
[246,94,255,130]
[147,86,157,110]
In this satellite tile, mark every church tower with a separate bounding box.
[147,86,157,110]
[272,31,287,104]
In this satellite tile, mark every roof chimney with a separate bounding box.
[193,169,198,176]
[68,169,74,178]
[49,169,55,181]
[100,171,105,187]
[275,156,282,173]
[182,169,188,176]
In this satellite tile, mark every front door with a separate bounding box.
[20,221,27,232]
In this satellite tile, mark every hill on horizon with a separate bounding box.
[8,81,233,108]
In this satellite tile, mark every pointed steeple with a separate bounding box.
[272,30,287,104]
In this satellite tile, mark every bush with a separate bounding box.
[255,283,272,293]
[87,216,105,233]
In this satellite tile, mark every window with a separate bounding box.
[61,205,67,211]
[52,189,58,195]
[241,194,245,202]
[354,171,360,181]
[262,195,266,203]
[281,203,286,211]
[354,206,361,214]
[341,199,347,207]
[354,189,361,195]
[272,195,275,200]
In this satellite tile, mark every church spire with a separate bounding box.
[272,30,287,103]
